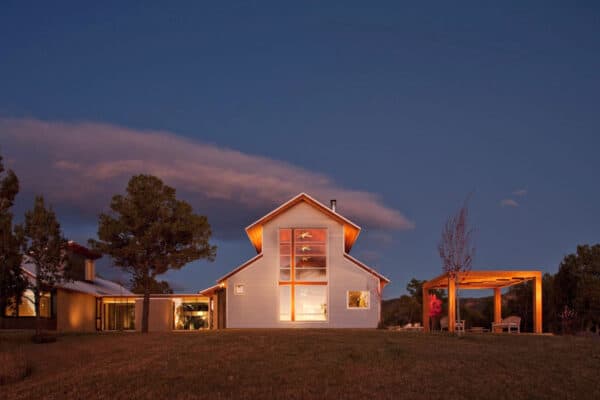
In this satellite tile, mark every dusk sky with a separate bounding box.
[1,2,599,298]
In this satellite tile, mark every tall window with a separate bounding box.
[103,301,135,330]
[279,228,327,321]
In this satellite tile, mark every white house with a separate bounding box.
[212,193,390,328]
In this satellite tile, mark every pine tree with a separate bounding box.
[0,154,26,326]
[21,196,68,336]
[91,175,216,333]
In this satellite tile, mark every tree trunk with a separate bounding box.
[141,274,150,334]
[455,276,462,336]
[0,297,5,329]
[35,265,41,337]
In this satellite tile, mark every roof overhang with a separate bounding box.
[423,270,542,290]
[244,193,361,254]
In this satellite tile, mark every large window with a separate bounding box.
[279,228,327,321]
[174,300,209,330]
[103,301,135,330]
[4,289,52,318]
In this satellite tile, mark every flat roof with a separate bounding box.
[423,270,542,290]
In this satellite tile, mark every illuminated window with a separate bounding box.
[279,228,327,321]
[174,300,208,330]
[103,302,135,330]
[295,285,327,321]
[3,290,52,318]
[234,284,245,295]
[347,291,370,309]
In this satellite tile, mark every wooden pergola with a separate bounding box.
[422,270,543,333]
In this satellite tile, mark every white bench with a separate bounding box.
[492,316,521,333]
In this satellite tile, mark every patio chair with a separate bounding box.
[440,316,448,331]
[492,316,521,333]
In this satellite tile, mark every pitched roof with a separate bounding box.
[216,253,263,283]
[245,193,361,253]
[21,261,133,297]
[343,253,390,285]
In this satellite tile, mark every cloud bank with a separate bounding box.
[0,118,414,236]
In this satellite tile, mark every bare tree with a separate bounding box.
[438,198,475,334]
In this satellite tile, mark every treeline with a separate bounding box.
[382,244,600,334]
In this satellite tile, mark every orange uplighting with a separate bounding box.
[244,193,362,254]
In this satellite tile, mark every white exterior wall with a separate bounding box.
[226,202,381,328]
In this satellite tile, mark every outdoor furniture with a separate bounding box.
[492,316,521,333]
[402,322,424,332]
[440,316,448,331]
[440,317,465,332]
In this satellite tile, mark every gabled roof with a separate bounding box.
[216,252,389,286]
[216,253,264,283]
[245,193,361,253]
[343,253,390,285]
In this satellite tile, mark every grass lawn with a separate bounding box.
[1,330,599,399]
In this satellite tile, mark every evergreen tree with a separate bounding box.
[0,154,26,324]
[91,175,216,333]
[21,196,68,336]
[554,244,600,333]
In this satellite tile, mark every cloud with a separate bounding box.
[512,189,527,196]
[500,199,519,208]
[0,118,414,236]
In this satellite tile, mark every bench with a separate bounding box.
[492,316,521,333]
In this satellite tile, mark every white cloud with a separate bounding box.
[512,189,527,196]
[500,199,519,208]
[0,117,414,232]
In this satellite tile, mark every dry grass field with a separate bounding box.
[1,329,599,400]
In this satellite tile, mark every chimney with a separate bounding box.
[84,259,95,282]
[330,199,337,212]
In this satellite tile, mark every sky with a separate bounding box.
[1,1,599,298]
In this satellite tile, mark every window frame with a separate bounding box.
[346,290,371,310]
[278,228,329,322]
[234,283,245,295]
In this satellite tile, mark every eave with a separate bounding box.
[245,193,361,254]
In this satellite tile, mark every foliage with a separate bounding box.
[130,276,173,294]
[553,244,600,333]
[429,294,442,318]
[90,175,216,333]
[20,196,69,335]
[437,199,475,278]
[0,155,26,321]
[406,278,426,305]
[559,305,577,335]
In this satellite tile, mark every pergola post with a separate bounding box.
[493,287,502,330]
[448,277,456,333]
[533,273,542,333]
[422,286,430,332]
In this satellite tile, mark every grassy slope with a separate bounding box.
[1,330,599,400]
